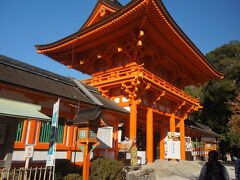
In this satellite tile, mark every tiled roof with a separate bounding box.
[185,120,221,138]
[0,54,129,114]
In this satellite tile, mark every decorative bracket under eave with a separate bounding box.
[153,90,166,105]
[173,101,186,114]
[121,75,151,105]
[181,105,197,120]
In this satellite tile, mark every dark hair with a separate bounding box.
[208,150,218,162]
[205,150,225,180]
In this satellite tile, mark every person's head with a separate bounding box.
[208,150,218,163]
[237,150,240,159]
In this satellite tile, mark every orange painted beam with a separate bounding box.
[179,118,186,160]
[14,142,25,149]
[146,107,153,163]
[129,100,137,139]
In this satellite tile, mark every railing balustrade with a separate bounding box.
[82,63,199,105]
[0,166,53,180]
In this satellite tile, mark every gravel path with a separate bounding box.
[142,160,236,180]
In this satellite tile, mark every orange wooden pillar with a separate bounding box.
[159,125,165,160]
[179,118,186,160]
[21,120,28,144]
[129,100,137,139]
[170,114,175,132]
[27,119,37,144]
[67,126,74,160]
[82,144,90,180]
[35,121,41,144]
[146,107,153,163]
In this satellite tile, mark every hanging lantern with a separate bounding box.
[137,40,142,46]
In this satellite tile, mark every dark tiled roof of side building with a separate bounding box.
[185,120,221,138]
[0,54,129,114]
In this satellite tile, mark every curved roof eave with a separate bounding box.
[35,0,136,51]
[35,0,223,80]
[155,0,223,79]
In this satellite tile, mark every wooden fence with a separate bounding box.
[0,166,54,180]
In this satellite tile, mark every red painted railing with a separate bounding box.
[82,63,199,105]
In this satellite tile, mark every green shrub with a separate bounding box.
[90,158,124,180]
[55,159,82,177]
[63,173,83,180]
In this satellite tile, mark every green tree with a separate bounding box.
[207,40,240,85]
[227,93,240,145]
[187,41,240,140]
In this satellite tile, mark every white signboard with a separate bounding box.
[165,132,181,160]
[97,126,113,148]
[24,144,34,158]
[165,140,181,160]
[185,136,193,152]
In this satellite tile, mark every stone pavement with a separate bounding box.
[142,160,236,180]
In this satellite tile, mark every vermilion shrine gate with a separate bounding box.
[36,0,222,163]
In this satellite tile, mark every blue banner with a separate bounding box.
[46,99,60,167]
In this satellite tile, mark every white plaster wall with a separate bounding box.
[71,152,83,162]
[12,151,25,161]
[55,151,67,159]
[71,152,93,163]
[13,150,67,161]
[33,151,67,160]
[32,151,48,161]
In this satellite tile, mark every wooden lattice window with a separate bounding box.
[39,118,65,144]
[79,130,87,138]
[39,121,51,143]
[56,118,65,144]
[89,130,96,138]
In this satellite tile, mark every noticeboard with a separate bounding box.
[97,126,113,148]
[165,132,181,160]
[24,144,34,158]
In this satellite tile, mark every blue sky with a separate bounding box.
[1,0,240,80]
